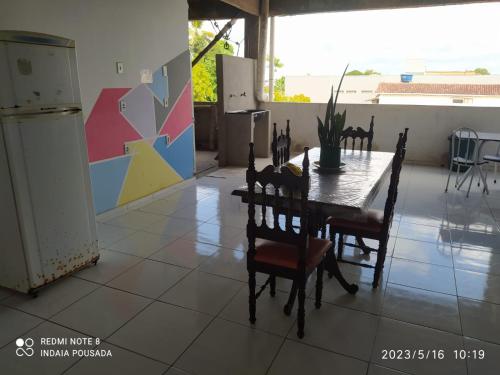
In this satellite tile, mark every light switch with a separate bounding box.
[162,65,168,77]
[116,62,124,74]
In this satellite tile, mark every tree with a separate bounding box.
[272,76,311,103]
[189,21,234,102]
[474,67,490,75]
[346,69,380,76]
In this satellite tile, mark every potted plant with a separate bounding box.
[317,65,348,169]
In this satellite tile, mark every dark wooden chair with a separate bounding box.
[341,116,375,151]
[271,120,291,167]
[247,143,329,338]
[327,128,409,288]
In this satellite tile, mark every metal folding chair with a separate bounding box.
[445,127,489,197]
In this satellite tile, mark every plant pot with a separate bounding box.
[319,146,342,169]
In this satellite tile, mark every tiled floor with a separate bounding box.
[1,164,500,374]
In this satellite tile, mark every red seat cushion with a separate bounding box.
[327,209,384,236]
[254,237,331,271]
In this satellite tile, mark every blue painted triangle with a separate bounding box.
[154,125,194,180]
[89,156,131,213]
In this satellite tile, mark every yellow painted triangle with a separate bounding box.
[118,140,182,205]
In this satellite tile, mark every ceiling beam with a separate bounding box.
[220,0,260,16]
[269,0,497,16]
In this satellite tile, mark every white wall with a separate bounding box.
[260,102,500,165]
[0,0,188,119]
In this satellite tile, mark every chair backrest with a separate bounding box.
[247,143,310,269]
[272,120,291,167]
[450,127,480,164]
[381,128,409,237]
[341,116,375,151]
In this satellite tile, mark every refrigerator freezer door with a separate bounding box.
[2,110,98,290]
[0,40,81,110]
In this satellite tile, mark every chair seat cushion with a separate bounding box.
[254,237,331,271]
[484,155,500,162]
[327,209,384,235]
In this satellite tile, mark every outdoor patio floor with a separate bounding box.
[1,163,499,375]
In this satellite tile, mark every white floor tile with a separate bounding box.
[220,288,300,336]
[73,249,142,284]
[464,337,500,375]
[108,301,211,364]
[268,339,367,375]
[453,247,500,276]
[368,364,410,375]
[397,221,451,244]
[159,270,243,315]
[320,273,386,314]
[459,297,500,344]
[182,222,243,248]
[288,302,379,361]
[371,318,466,375]
[143,216,200,238]
[107,259,189,299]
[3,277,99,319]
[389,258,456,295]
[108,231,175,258]
[175,318,282,375]
[148,239,219,269]
[198,248,248,282]
[393,238,453,267]
[169,202,218,222]
[450,229,500,253]
[51,286,150,338]
[0,321,86,375]
[106,210,165,230]
[382,283,461,334]
[65,342,168,375]
[0,306,43,347]
[96,223,136,248]
[455,269,500,304]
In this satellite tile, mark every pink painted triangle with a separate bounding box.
[159,81,193,142]
[85,88,143,163]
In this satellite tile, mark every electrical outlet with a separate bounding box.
[116,62,124,74]
[124,144,130,154]
[119,100,126,112]
[163,97,168,107]
[165,135,170,145]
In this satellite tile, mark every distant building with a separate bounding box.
[285,73,500,106]
[375,82,500,106]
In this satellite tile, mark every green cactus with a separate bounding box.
[317,64,349,149]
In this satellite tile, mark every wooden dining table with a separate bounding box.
[232,147,395,293]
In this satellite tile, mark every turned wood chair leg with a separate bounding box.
[337,232,344,260]
[297,279,306,339]
[356,236,371,254]
[315,260,324,309]
[328,251,359,295]
[284,280,298,316]
[269,275,276,297]
[372,240,388,288]
[249,271,256,323]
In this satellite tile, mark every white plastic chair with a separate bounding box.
[445,127,488,197]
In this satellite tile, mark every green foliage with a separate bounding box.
[272,76,311,103]
[317,66,349,148]
[474,67,490,75]
[189,21,234,102]
[346,69,381,76]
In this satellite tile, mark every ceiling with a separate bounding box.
[188,0,497,19]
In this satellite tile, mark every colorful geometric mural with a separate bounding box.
[85,50,194,214]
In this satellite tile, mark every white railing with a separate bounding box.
[260,102,500,165]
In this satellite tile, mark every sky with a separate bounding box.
[201,2,500,76]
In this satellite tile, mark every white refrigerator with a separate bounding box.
[0,31,98,295]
